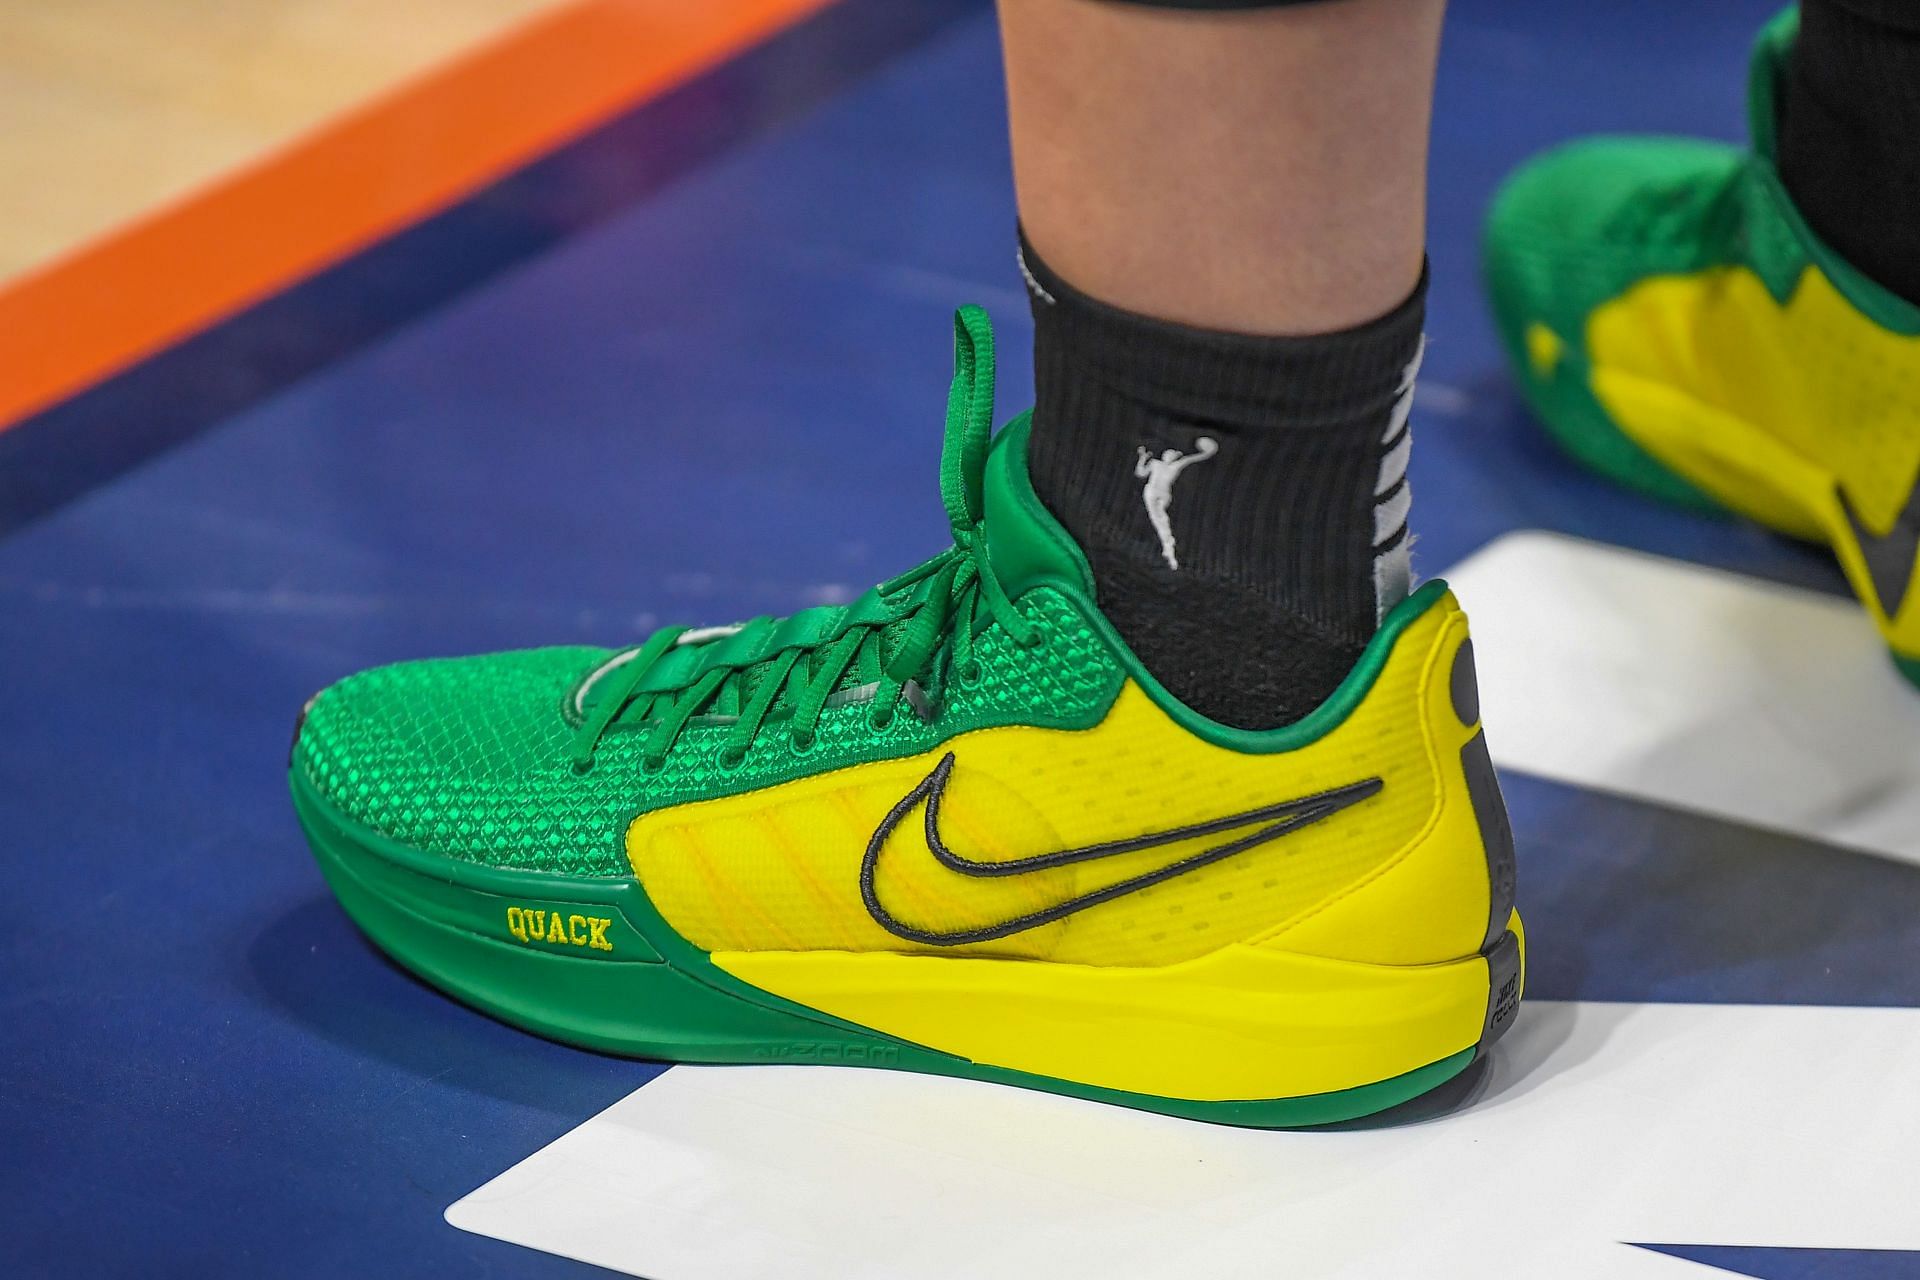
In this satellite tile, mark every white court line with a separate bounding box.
[1445,532,1920,865]
[447,1003,1920,1279]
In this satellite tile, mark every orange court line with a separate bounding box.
[0,0,836,433]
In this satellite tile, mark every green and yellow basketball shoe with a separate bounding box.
[289,308,1523,1127]
[1485,11,1920,688]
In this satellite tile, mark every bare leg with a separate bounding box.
[1000,0,1445,336]
[1002,0,1447,728]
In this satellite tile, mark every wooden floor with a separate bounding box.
[0,0,559,283]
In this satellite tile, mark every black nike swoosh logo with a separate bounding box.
[1839,478,1920,621]
[860,753,1384,947]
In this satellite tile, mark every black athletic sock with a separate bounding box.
[1778,0,1920,306]
[1021,231,1426,730]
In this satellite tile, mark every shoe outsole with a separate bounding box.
[292,764,1524,1128]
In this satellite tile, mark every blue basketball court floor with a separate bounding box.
[3,2,1917,1276]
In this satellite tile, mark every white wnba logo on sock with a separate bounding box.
[1135,436,1218,571]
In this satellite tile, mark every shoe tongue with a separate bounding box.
[980,413,1096,601]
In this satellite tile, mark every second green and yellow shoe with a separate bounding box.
[1485,10,1920,687]
[290,307,1522,1127]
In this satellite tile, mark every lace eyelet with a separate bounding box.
[789,730,817,754]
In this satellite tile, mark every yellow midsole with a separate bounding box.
[716,910,1522,1103]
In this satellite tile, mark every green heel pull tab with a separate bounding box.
[1746,7,1796,163]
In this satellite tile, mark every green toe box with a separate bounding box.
[1483,136,1744,512]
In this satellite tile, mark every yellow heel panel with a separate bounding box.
[1259,608,1493,966]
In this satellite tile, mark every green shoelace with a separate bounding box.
[569,306,1034,774]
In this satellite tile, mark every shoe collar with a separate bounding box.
[1746,6,1920,335]
[980,412,1096,603]
[979,405,1459,753]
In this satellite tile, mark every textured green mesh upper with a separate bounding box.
[297,306,1130,876]
[1484,10,1918,359]
[294,588,1121,877]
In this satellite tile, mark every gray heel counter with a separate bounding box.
[1450,639,1518,952]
